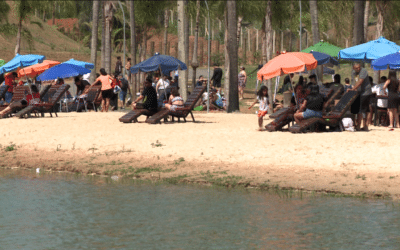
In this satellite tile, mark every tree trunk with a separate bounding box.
[272,30,276,57]
[243,35,247,65]
[353,0,364,46]
[130,0,136,94]
[101,2,106,69]
[42,10,46,22]
[280,30,283,51]
[142,24,147,60]
[104,1,114,74]
[237,16,243,45]
[191,0,200,88]
[374,1,388,84]
[226,0,239,113]
[15,19,22,55]
[309,0,323,83]
[163,9,169,55]
[224,9,229,97]
[178,0,188,100]
[90,0,100,83]
[265,0,273,112]
[52,1,56,25]
[364,1,370,42]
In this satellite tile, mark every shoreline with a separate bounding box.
[1,112,400,199]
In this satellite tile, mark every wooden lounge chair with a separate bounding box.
[289,90,359,133]
[16,84,70,118]
[0,84,9,101]
[84,85,101,111]
[266,88,334,132]
[145,85,207,124]
[0,85,30,111]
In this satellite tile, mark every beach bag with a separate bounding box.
[342,118,355,132]
[114,85,121,94]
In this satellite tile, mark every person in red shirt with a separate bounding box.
[4,72,18,103]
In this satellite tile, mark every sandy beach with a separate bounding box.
[1,111,400,199]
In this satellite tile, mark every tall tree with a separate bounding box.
[364,1,370,42]
[264,0,273,112]
[163,9,169,55]
[90,0,100,83]
[104,1,116,74]
[101,2,106,68]
[353,0,364,46]
[177,0,188,101]
[15,0,33,55]
[226,0,239,113]
[309,0,322,83]
[190,0,200,87]
[130,0,136,94]
[374,1,389,84]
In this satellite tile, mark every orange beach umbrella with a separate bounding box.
[257,52,318,81]
[18,60,61,78]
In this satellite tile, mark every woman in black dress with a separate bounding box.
[383,70,400,129]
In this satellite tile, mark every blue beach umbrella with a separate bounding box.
[371,52,400,70]
[310,51,339,66]
[130,53,187,75]
[63,58,94,70]
[0,53,45,74]
[37,63,91,81]
[339,36,400,62]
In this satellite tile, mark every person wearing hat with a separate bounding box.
[294,85,325,124]
[238,66,247,100]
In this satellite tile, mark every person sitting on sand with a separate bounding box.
[248,85,269,131]
[131,79,158,112]
[0,85,40,118]
[294,85,325,124]
[165,88,184,111]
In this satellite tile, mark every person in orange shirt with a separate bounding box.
[4,72,18,103]
[94,68,114,112]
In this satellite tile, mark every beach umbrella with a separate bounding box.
[302,41,343,58]
[63,58,94,70]
[257,52,318,81]
[17,60,60,78]
[0,53,45,74]
[338,36,400,62]
[309,51,339,67]
[37,63,91,81]
[130,53,187,75]
[0,59,5,67]
[371,52,400,70]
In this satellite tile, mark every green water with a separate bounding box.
[1,169,400,249]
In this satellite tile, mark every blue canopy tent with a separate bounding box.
[339,36,400,62]
[0,53,45,74]
[37,64,91,81]
[130,53,187,75]
[371,52,400,70]
[63,59,94,70]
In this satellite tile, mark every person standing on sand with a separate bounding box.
[349,63,372,131]
[383,70,400,129]
[94,68,114,112]
[125,57,131,83]
[115,56,122,76]
[248,85,269,131]
[238,66,247,100]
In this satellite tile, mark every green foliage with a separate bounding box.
[4,143,16,152]
[211,52,224,66]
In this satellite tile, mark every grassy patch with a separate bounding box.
[164,174,188,185]
[4,143,16,152]
[151,140,164,148]
[356,174,366,180]
[174,157,185,165]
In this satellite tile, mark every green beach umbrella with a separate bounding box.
[302,40,343,58]
[0,59,4,67]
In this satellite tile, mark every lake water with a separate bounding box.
[1,169,400,249]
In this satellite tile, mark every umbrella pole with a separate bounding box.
[22,68,32,95]
[255,79,259,95]
[273,76,279,104]
[159,66,167,103]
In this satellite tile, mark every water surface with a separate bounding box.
[1,169,399,249]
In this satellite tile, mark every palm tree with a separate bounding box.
[101,2,106,68]
[104,1,116,74]
[15,0,33,55]
[190,0,200,87]
[226,0,238,113]
[90,0,100,83]
[353,0,364,46]
[364,1,370,42]
[265,0,273,112]
[163,9,169,55]
[309,0,322,83]
[177,0,188,101]
[129,0,136,95]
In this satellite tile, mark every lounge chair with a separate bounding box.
[265,88,334,132]
[145,85,207,124]
[289,90,359,133]
[84,85,101,111]
[0,84,9,101]
[16,84,70,118]
[0,85,30,112]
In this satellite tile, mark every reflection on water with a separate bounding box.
[1,169,400,249]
